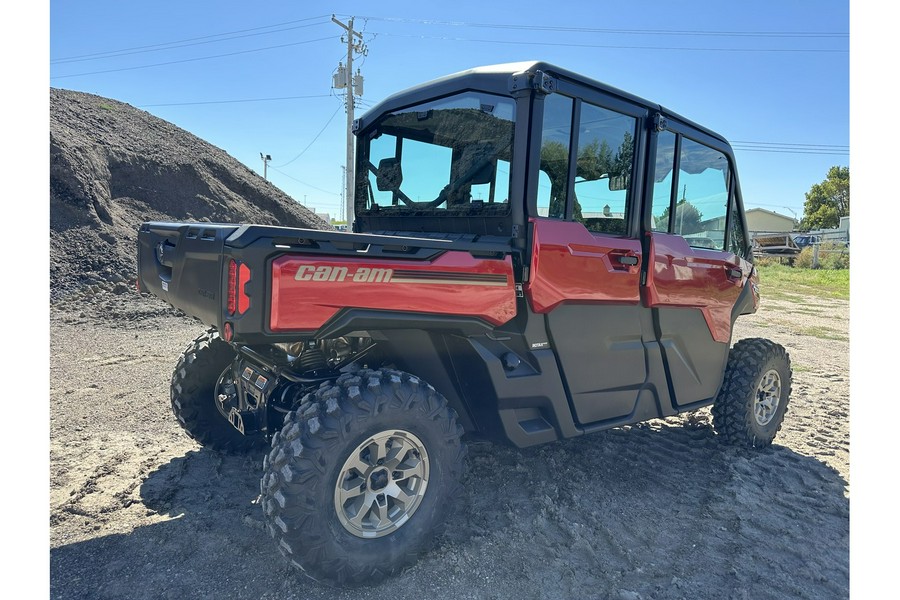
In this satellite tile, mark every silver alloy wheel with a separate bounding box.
[753,368,782,426]
[334,429,430,539]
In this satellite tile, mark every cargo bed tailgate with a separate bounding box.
[137,222,238,326]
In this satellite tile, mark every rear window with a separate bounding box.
[356,92,515,217]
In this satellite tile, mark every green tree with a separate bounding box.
[541,133,634,221]
[657,199,703,235]
[612,131,634,179]
[799,166,849,231]
[576,139,612,181]
[540,141,569,219]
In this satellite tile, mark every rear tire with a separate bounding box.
[170,330,262,453]
[260,369,466,586]
[712,337,792,448]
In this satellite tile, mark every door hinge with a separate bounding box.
[532,70,558,94]
[653,113,668,132]
[640,270,647,286]
[510,69,558,94]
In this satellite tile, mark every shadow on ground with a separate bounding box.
[50,421,848,600]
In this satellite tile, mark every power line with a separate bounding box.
[272,103,343,168]
[137,94,333,107]
[50,36,338,80]
[51,14,332,62]
[732,140,848,150]
[358,15,848,39]
[368,31,847,53]
[748,202,804,210]
[51,21,331,65]
[122,96,843,157]
[267,165,340,196]
[732,146,848,156]
[733,140,848,147]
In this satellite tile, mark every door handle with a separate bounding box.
[608,249,639,271]
[726,267,742,280]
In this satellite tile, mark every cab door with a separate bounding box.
[525,88,652,425]
[643,122,753,407]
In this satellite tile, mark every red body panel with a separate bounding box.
[644,233,747,343]
[269,252,516,332]
[525,218,642,313]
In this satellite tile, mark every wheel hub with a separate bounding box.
[334,430,429,539]
[753,368,782,426]
[369,468,389,492]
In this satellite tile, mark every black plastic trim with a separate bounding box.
[314,309,497,340]
[224,224,512,257]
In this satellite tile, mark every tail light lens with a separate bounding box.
[237,264,251,314]
[227,259,251,316]
[227,259,237,315]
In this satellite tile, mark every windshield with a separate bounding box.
[355,92,515,217]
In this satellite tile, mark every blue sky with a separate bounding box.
[49,0,849,223]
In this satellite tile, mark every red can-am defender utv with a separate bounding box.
[137,62,790,586]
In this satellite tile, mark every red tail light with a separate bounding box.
[237,264,251,314]
[227,259,237,315]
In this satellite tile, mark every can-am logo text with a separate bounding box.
[294,265,393,283]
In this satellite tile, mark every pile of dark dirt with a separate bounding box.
[50,88,328,308]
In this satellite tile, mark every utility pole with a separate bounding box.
[340,165,346,223]
[260,153,272,180]
[332,15,366,230]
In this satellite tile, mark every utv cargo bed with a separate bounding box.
[137,222,516,344]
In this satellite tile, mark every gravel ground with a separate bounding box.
[48,288,849,600]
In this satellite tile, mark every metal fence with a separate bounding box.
[808,242,849,269]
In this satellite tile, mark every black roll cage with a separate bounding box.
[352,61,751,260]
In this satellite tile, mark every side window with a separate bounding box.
[537,94,573,218]
[676,138,730,250]
[650,131,731,252]
[574,103,636,235]
[728,193,748,257]
[367,134,398,206]
[651,131,677,231]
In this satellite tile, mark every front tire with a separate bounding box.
[170,330,262,453]
[712,337,792,448]
[260,369,466,586]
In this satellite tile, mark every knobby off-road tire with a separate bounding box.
[170,330,262,453]
[712,337,792,448]
[260,368,466,586]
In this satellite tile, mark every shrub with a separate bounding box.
[820,242,850,269]
[795,247,814,268]
[793,242,848,269]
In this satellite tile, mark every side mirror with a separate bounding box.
[376,157,403,192]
